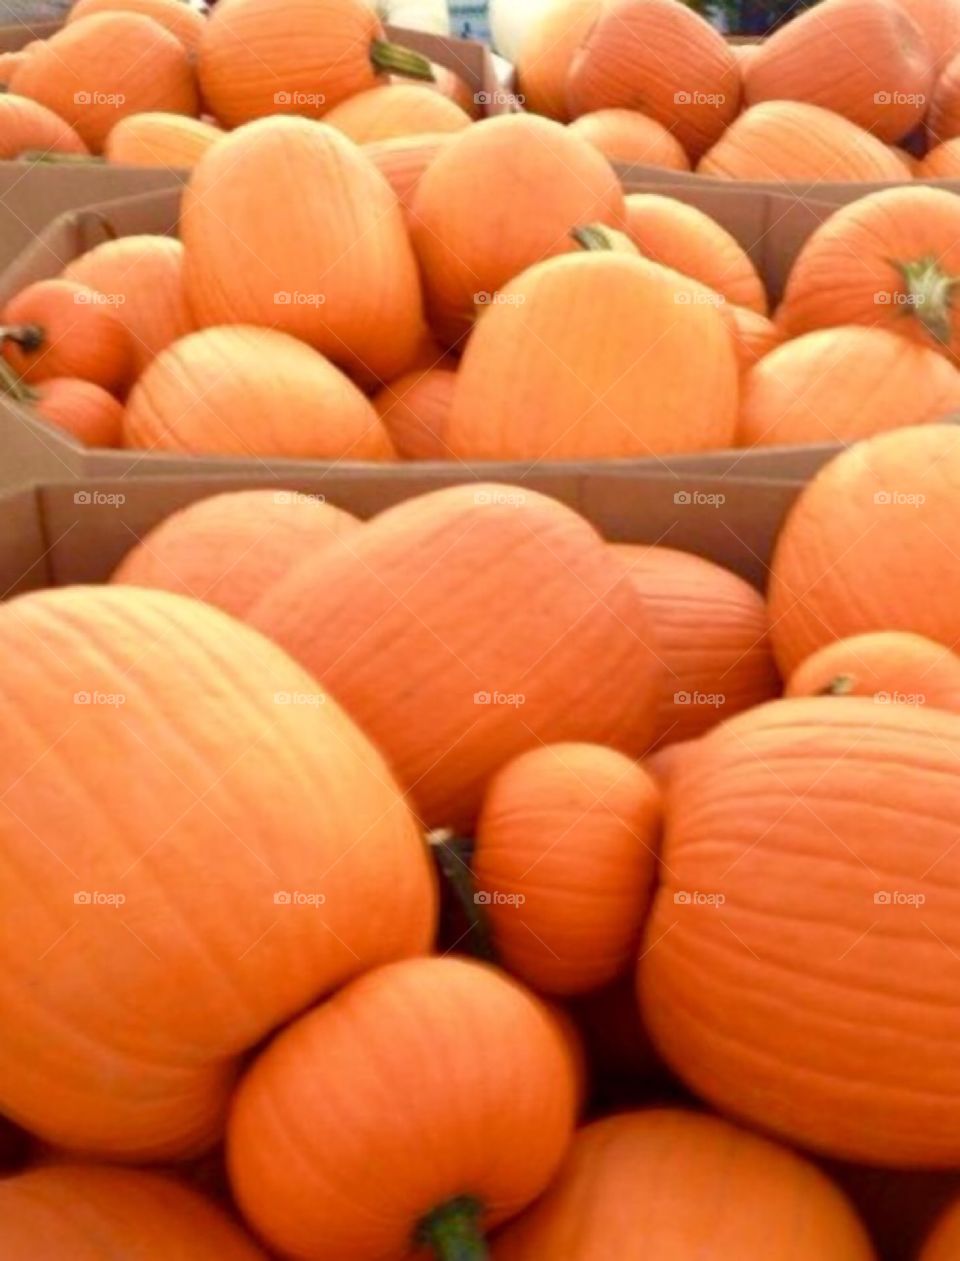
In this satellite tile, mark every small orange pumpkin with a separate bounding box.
[568,109,690,171]
[473,743,661,995]
[373,366,456,458]
[104,112,222,169]
[322,83,472,143]
[724,304,782,372]
[31,377,124,448]
[66,0,207,51]
[786,631,960,712]
[0,94,88,158]
[515,0,602,121]
[362,132,453,214]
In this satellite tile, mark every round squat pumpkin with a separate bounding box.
[568,109,690,172]
[493,1110,875,1260]
[640,696,960,1167]
[111,489,361,618]
[786,632,960,713]
[321,83,472,143]
[248,483,661,829]
[227,957,579,1260]
[0,1163,267,1260]
[0,586,436,1158]
[472,743,661,995]
[104,112,222,169]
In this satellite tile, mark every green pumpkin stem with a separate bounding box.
[428,831,496,963]
[891,256,960,347]
[571,223,617,251]
[417,1196,488,1261]
[818,674,856,697]
[370,39,435,81]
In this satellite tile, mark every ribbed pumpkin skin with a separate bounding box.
[33,378,124,448]
[0,586,436,1158]
[726,305,781,372]
[373,366,456,458]
[228,958,579,1260]
[891,0,960,75]
[111,489,361,618]
[566,0,741,158]
[786,631,960,711]
[248,484,661,829]
[623,193,766,313]
[918,138,960,177]
[615,543,779,745]
[769,425,960,675]
[63,235,193,373]
[66,0,206,51]
[182,117,425,386]
[123,325,395,459]
[697,101,910,182]
[779,187,960,355]
[641,697,960,1167]
[0,1165,267,1260]
[929,51,960,142]
[494,1110,875,1260]
[515,0,601,121]
[743,0,932,142]
[363,132,453,213]
[323,83,472,143]
[738,326,960,447]
[568,109,690,171]
[446,254,738,460]
[473,744,661,996]
[409,114,625,342]
[198,0,383,127]
[9,13,199,152]
[922,1196,960,1261]
[0,94,88,158]
[105,112,222,169]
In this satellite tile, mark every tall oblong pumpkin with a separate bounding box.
[0,585,436,1158]
[182,116,426,386]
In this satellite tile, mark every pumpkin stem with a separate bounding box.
[891,256,960,347]
[417,1196,488,1261]
[370,38,435,81]
[428,831,496,963]
[817,674,856,697]
[0,356,34,403]
[571,223,618,251]
[0,324,44,352]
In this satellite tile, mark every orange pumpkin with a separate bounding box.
[921,1196,960,1261]
[928,49,960,143]
[32,377,124,448]
[641,696,960,1166]
[66,0,206,51]
[373,366,456,458]
[248,484,661,829]
[227,957,579,1259]
[104,112,222,169]
[615,543,780,744]
[472,743,661,995]
[697,101,911,182]
[0,585,436,1158]
[10,13,199,153]
[566,0,741,159]
[445,252,738,459]
[409,114,625,343]
[623,192,767,313]
[917,137,960,177]
[363,132,453,214]
[494,1110,876,1259]
[725,304,782,371]
[123,326,396,460]
[742,0,933,143]
[111,489,361,618]
[643,738,698,791]
[1,279,133,392]
[786,631,960,712]
[568,109,690,171]
[778,186,960,355]
[0,1164,267,1259]
[182,117,426,387]
[515,0,601,121]
[63,235,192,374]
[0,94,88,158]
[768,425,960,675]
[198,0,433,128]
[738,326,960,447]
[890,0,960,76]
[322,83,472,143]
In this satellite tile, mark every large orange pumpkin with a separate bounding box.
[9,13,199,153]
[565,0,741,159]
[409,114,624,343]
[0,1164,267,1259]
[0,585,436,1158]
[0,94,88,158]
[640,696,960,1166]
[63,234,193,374]
[568,109,691,172]
[785,631,960,712]
[32,378,124,448]
[227,957,579,1259]
[104,112,222,169]
[66,0,206,50]
[697,101,910,182]
[778,186,960,356]
[623,193,767,313]
[472,743,661,995]
[111,489,361,618]
[123,325,395,459]
[738,326,960,447]
[445,252,738,459]
[198,0,432,128]
[373,366,456,458]
[742,0,933,142]
[890,0,960,76]
[768,425,960,675]
[362,132,453,215]
[515,0,601,121]
[248,484,661,829]
[322,83,472,143]
[494,1110,876,1259]
[921,1196,960,1261]
[182,117,426,387]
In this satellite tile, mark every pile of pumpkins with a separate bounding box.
[6,418,960,1257]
